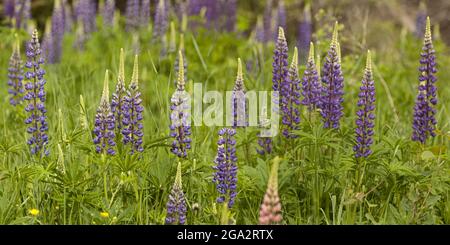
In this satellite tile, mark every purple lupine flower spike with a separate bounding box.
[170,51,192,158]
[49,0,65,64]
[354,51,376,158]
[165,162,187,225]
[298,3,312,61]
[273,27,289,101]
[93,70,116,155]
[415,2,427,38]
[223,0,237,32]
[276,0,287,34]
[62,0,73,32]
[122,55,144,154]
[213,128,238,209]
[281,47,301,138]
[140,0,151,29]
[412,17,438,144]
[263,0,273,43]
[75,0,97,35]
[232,58,248,128]
[13,0,31,29]
[126,0,140,32]
[111,48,127,134]
[24,30,49,156]
[320,22,344,129]
[4,0,15,19]
[153,0,169,40]
[255,15,265,43]
[301,42,321,112]
[103,0,115,28]
[8,35,24,106]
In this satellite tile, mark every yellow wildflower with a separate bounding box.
[29,208,40,216]
[100,211,109,218]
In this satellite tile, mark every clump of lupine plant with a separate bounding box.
[263,0,273,43]
[165,162,187,225]
[102,0,115,28]
[140,0,151,29]
[301,42,321,113]
[276,0,287,35]
[8,35,24,106]
[122,55,144,154]
[93,70,116,155]
[232,58,248,128]
[174,34,187,87]
[412,17,438,144]
[320,22,344,129]
[170,51,191,158]
[298,3,312,60]
[24,29,49,156]
[49,0,64,64]
[126,0,140,32]
[213,128,238,209]
[259,157,282,225]
[354,51,376,158]
[281,47,301,138]
[111,48,127,135]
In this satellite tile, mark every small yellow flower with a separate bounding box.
[29,208,40,216]
[100,211,109,218]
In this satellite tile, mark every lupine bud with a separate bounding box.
[259,157,282,225]
[8,35,24,106]
[232,58,248,128]
[125,0,140,32]
[174,34,187,86]
[170,51,192,158]
[281,47,301,138]
[165,162,187,225]
[24,29,49,156]
[93,70,116,155]
[79,94,88,130]
[320,22,344,129]
[213,128,238,208]
[103,0,115,28]
[73,19,86,50]
[354,51,376,158]
[111,48,127,134]
[62,0,73,32]
[301,43,321,112]
[122,55,144,154]
[412,17,438,144]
